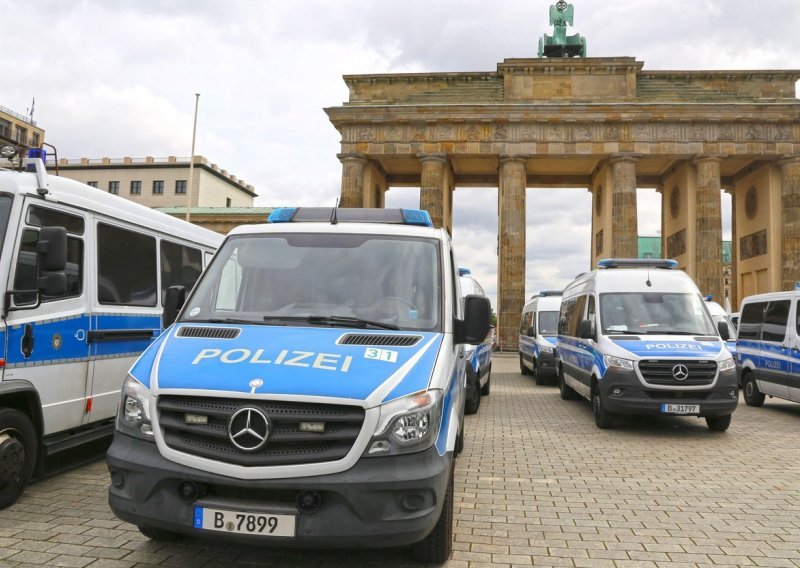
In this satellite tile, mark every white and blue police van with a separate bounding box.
[705,297,737,359]
[736,290,800,407]
[0,147,222,508]
[556,258,738,430]
[106,207,491,563]
[458,267,492,414]
[519,290,561,385]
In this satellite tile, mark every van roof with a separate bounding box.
[562,266,700,298]
[228,219,444,240]
[740,290,800,304]
[523,294,562,312]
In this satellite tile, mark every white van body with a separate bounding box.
[106,207,491,563]
[519,292,561,384]
[556,259,738,430]
[0,157,222,507]
[736,291,800,406]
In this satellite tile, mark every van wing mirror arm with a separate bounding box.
[2,290,42,318]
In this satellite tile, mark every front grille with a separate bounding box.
[338,334,421,346]
[158,396,365,466]
[638,360,717,386]
[177,326,240,339]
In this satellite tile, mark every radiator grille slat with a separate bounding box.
[338,334,421,346]
[177,327,240,339]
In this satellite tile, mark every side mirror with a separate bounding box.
[162,286,186,328]
[717,320,730,342]
[579,319,595,340]
[38,272,66,296]
[37,227,68,272]
[457,295,491,345]
[527,326,534,337]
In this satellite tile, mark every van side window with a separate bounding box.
[98,223,157,306]
[762,300,790,343]
[13,228,84,305]
[27,205,85,235]
[738,302,765,340]
[569,295,587,337]
[161,240,202,304]
[586,295,596,333]
[559,298,574,336]
[519,312,528,335]
[530,313,536,337]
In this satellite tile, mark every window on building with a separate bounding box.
[97,223,157,306]
[175,180,187,194]
[0,118,10,138]
[31,133,40,147]
[226,198,232,207]
[153,180,164,194]
[87,181,98,188]
[130,181,142,195]
[160,240,203,304]
[109,181,119,195]
[15,126,27,144]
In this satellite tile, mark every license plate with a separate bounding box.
[194,506,296,537]
[661,403,700,415]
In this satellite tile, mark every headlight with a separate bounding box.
[603,355,634,370]
[116,375,155,441]
[365,389,443,457]
[718,358,735,372]
[540,345,554,354]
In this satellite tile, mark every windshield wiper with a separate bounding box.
[263,315,399,330]
[204,317,268,325]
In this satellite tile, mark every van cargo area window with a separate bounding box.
[600,292,716,335]
[184,233,442,331]
[97,223,157,306]
[13,228,84,304]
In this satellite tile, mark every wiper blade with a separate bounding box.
[204,318,267,325]
[263,315,399,330]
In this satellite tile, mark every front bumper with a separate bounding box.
[536,349,557,376]
[107,433,451,548]
[598,367,739,417]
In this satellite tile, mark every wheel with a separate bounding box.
[743,373,765,407]
[410,463,453,563]
[533,359,546,386]
[0,408,37,510]
[138,526,183,542]
[558,366,578,400]
[592,390,615,429]
[705,414,732,432]
[455,428,464,455]
[520,355,531,376]
[464,371,481,415]
[480,366,491,396]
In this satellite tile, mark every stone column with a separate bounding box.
[338,153,368,208]
[694,156,724,301]
[498,155,528,352]
[610,154,639,258]
[419,153,448,228]
[656,185,666,258]
[780,156,800,291]
[726,187,738,309]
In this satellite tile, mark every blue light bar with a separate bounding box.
[458,267,472,276]
[598,258,678,270]
[400,209,433,227]
[705,295,713,301]
[267,207,298,223]
[26,148,46,173]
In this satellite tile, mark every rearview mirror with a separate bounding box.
[579,319,595,340]
[163,286,187,328]
[717,320,730,342]
[456,295,491,345]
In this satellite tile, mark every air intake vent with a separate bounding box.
[338,334,421,347]
[177,327,240,339]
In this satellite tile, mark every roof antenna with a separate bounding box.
[646,267,652,287]
[330,198,339,225]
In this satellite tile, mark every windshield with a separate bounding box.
[538,311,559,335]
[0,194,13,258]
[600,292,717,336]
[182,233,442,331]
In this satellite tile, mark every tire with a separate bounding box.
[410,463,453,563]
[533,359,546,385]
[138,526,183,542]
[520,355,531,376]
[705,414,732,432]
[0,408,38,510]
[480,367,491,396]
[464,371,481,415]
[592,390,614,429]
[743,373,765,407]
[558,366,578,400]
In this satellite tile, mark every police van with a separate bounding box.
[705,298,737,359]
[458,268,492,414]
[556,259,738,430]
[106,207,491,563]
[519,290,561,385]
[736,291,800,407]
[0,148,222,508]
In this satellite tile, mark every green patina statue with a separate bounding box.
[538,0,587,58]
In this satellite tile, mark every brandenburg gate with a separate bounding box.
[325,57,800,350]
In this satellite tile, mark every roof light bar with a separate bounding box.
[458,267,472,276]
[267,207,434,227]
[598,258,678,270]
[267,207,298,223]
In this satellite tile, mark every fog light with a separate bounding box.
[730,390,738,399]
[179,481,199,501]
[612,388,623,396]
[401,493,426,511]
[110,471,124,488]
[296,490,322,513]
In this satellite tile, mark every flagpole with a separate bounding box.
[186,93,200,222]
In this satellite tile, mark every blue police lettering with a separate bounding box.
[192,348,352,373]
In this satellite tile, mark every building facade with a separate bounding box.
[0,105,44,151]
[55,155,256,209]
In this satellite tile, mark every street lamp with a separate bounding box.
[186,93,200,222]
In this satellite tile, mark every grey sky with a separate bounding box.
[3,0,798,309]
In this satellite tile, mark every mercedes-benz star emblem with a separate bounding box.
[228,407,270,452]
[672,364,689,381]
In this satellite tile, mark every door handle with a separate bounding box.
[21,324,34,359]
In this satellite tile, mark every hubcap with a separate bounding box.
[0,433,25,489]
[745,382,753,397]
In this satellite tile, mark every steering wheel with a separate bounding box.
[371,296,419,313]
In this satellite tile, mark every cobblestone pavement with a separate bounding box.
[2,354,800,567]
